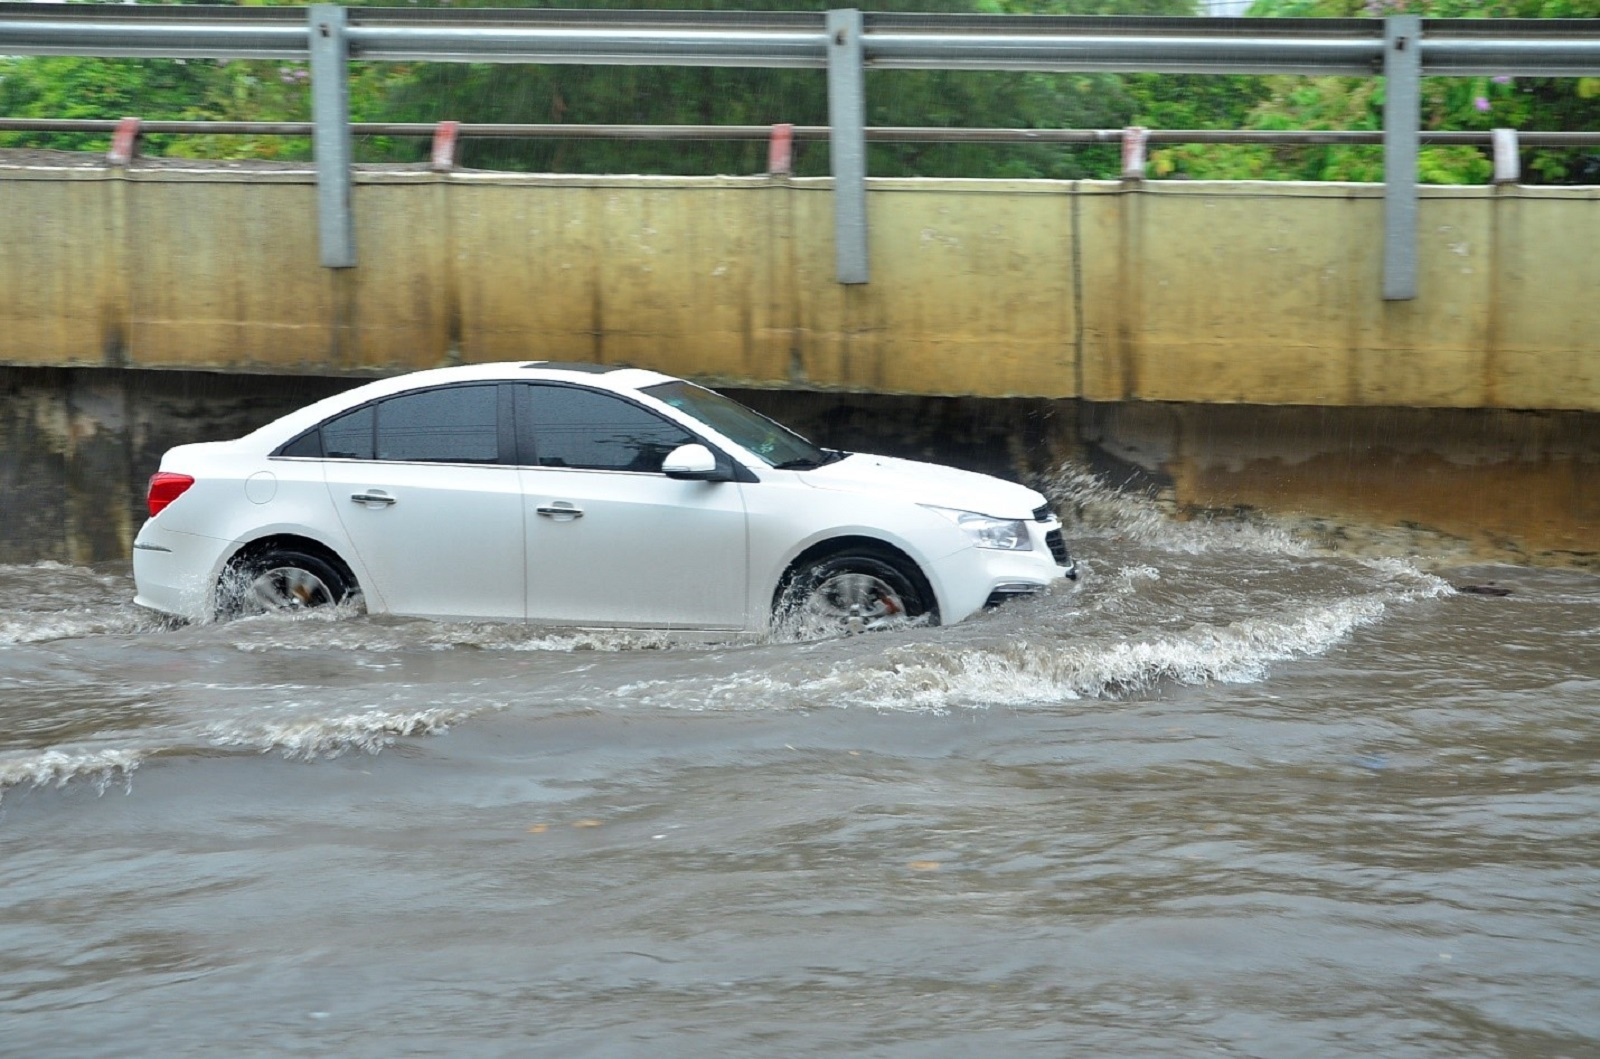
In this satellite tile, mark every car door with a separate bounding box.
[516,383,748,630]
[319,383,526,620]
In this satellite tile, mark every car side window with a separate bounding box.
[521,384,693,473]
[375,385,499,464]
[320,405,374,460]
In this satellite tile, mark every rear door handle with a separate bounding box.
[351,492,397,507]
[536,501,583,521]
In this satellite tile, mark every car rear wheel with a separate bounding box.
[217,548,355,620]
[776,549,933,639]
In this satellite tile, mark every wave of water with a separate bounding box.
[0,562,167,646]
[0,471,1461,802]
[611,580,1446,715]
[0,701,506,806]
[1038,461,1313,556]
[202,702,496,760]
[0,747,142,801]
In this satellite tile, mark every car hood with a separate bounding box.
[796,453,1048,520]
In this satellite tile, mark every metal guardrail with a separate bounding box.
[5,6,1599,73]
[3,5,1600,296]
[9,117,1600,149]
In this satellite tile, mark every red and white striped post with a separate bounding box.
[1121,126,1148,181]
[768,122,794,176]
[107,117,141,166]
[430,120,461,172]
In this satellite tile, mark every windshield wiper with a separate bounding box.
[773,449,850,471]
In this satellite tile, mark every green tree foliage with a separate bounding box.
[364,0,1189,177]
[2,0,1596,183]
[1140,0,1600,183]
[0,49,406,160]
[0,0,1189,175]
[0,55,215,154]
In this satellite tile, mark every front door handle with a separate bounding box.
[351,492,397,507]
[536,501,583,521]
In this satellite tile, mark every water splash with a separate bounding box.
[611,587,1441,716]
[0,748,142,806]
[203,703,495,760]
[1037,461,1334,557]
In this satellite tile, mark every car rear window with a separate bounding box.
[376,385,499,464]
[321,405,375,460]
[280,385,504,463]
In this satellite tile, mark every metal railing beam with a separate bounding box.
[344,26,828,67]
[8,118,1600,148]
[863,35,1383,74]
[6,8,1600,75]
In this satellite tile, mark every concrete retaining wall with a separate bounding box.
[3,366,1593,569]
[2,159,1597,411]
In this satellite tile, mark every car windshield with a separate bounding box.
[642,381,832,469]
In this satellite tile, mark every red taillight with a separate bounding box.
[147,472,195,517]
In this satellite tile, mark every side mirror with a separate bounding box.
[663,443,727,481]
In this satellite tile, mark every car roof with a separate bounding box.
[244,361,684,447]
[355,360,680,392]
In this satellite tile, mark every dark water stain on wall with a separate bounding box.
[1,368,353,564]
[1,366,1594,569]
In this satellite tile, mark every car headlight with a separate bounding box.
[924,506,1033,551]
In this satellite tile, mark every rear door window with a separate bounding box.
[375,385,500,464]
[518,384,692,473]
[319,405,374,461]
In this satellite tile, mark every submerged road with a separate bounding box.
[1,481,1597,1056]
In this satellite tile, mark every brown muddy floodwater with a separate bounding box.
[1,479,1596,1058]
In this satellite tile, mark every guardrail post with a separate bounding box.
[430,120,460,172]
[827,9,868,285]
[1120,126,1148,181]
[309,4,355,268]
[768,122,794,176]
[1382,15,1420,301]
[107,117,140,166]
[1491,127,1520,184]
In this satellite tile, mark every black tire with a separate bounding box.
[775,548,935,638]
[217,547,355,620]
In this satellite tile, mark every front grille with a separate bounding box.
[1032,503,1053,523]
[1045,528,1069,566]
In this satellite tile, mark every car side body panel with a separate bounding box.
[520,468,749,629]
[322,459,526,621]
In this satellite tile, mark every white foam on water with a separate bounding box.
[0,747,143,805]
[203,703,494,759]
[0,563,163,646]
[223,610,695,655]
[1037,461,1315,557]
[0,607,165,647]
[613,567,1450,715]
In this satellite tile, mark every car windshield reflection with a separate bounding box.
[642,380,829,469]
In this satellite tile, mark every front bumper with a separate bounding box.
[930,525,1075,625]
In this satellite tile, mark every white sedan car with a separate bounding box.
[133,362,1075,636]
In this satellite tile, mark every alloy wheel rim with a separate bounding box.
[248,566,333,612]
[802,571,907,632]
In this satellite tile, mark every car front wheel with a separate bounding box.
[217,547,355,620]
[775,549,934,639]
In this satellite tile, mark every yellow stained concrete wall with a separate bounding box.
[2,162,1597,411]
